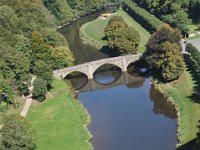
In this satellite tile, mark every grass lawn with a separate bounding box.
[27,80,92,150]
[157,59,200,146]
[188,24,200,33]
[187,34,200,40]
[80,9,150,53]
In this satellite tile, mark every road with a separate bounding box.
[188,38,200,51]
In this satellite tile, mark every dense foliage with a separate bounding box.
[1,114,36,150]
[123,0,164,33]
[144,24,184,81]
[105,16,140,55]
[32,78,47,101]
[131,0,200,34]
[0,0,75,104]
[44,0,107,25]
[186,43,200,69]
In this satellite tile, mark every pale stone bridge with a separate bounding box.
[78,72,145,93]
[53,54,142,79]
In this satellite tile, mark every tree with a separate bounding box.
[145,24,182,68]
[1,114,36,150]
[32,78,47,101]
[144,24,184,81]
[161,42,184,81]
[190,0,200,23]
[104,16,128,38]
[33,60,53,88]
[105,16,140,55]
[0,78,14,105]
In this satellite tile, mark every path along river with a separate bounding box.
[58,12,178,150]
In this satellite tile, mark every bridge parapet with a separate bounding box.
[53,54,142,79]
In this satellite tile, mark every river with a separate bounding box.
[58,12,178,150]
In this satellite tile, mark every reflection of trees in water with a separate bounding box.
[125,76,145,89]
[150,85,177,119]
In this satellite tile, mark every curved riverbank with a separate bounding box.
[153,68,200,148]
[80,9,150,53]
[27,80,93,150]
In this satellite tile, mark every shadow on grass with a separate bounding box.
[184,54,200,104]
[177,120,200,150]
[100,45,119,57]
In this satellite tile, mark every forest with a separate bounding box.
[131,0,200,35]
[0,0,106,109]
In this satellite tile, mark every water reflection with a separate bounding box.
[64,72,88,90]
[60,11,177,150]
[58,11,109,64]
[93,65,122,85]
[78,78,177,150]
[150,85,177,119]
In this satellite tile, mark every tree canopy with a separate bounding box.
[1,114,36,150]
[144,24,184,81]
[105,16,140,55]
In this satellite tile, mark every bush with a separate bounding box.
[1,114,36,150]
[32,78,47,101]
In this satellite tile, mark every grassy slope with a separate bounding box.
[157,65,200,145]
[27,80,92,150]
[80,9,150,53]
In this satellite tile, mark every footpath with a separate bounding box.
[20,76,36,117]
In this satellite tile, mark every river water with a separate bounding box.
[58,12,178,150]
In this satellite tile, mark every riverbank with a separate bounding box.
[153,60,200,147]
[27,79,92,150]
[80,9,150,53]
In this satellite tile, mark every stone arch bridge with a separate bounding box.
[53,54,142,79]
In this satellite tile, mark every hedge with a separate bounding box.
[123,0,164,33]
[186,43,200,72]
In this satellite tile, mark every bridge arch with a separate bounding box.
[53,54,142,79]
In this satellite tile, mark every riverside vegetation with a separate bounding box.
[80,0,200,148]
[0,0,107,149]
[0,0,200,149]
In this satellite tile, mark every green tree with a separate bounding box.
[0,78,14,105]
[145,24,182,68]
[105,16,140,55]
[161,42,184,81]
[190,0,200,23]
[108,27,140,55]
[32,78,47,101]
[1,114,36,150]
[144,25,184,81]
[33,60,53,88]
[104,16,128,38]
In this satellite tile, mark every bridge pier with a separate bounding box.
[53,54,142,80]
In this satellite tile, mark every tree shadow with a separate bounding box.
[184,54,200,104]
[100,45,119,57]
[177,120,200,150]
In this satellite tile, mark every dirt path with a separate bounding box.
[20,76,36,117]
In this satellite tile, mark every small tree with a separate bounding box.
[0,78,14,105]
[1,114,36,150]
[33,60,53,88]
[105,16,140,55]
[32,78,47,101]
[161,42,184,81]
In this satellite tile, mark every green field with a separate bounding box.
[80,9,150,53]
[157,60,200,147]
[27,80,92,150]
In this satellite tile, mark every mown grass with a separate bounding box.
[187,34,200,40]
[156,60,200,146]
[80,9,150,53]
[27,80,92,150]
